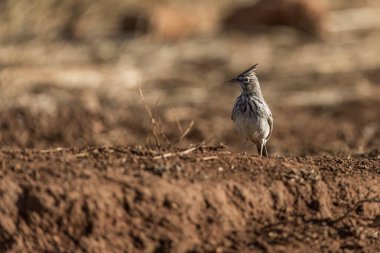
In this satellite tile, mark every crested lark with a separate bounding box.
[230,64,273,157]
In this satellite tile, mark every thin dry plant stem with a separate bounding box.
[202,156,219,161]
[138,86,170,146]
[173,110,183,134]
[153,146,197,160]
[171,109,194,144]
[138,87,159,145]
[139,86,195,147]
[153,143,204,160]
[177,120,194,144]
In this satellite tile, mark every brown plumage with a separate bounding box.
[230,64,273,157]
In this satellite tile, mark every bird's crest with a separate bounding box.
[239,64,258,77]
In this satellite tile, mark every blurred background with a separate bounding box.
[0,0,379,156]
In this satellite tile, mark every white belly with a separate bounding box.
[233,115,270,143]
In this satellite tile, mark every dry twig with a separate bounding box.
[138,86,170,146]
[202,156,219,161]
[173,111,183,134]
[177,120,194,144]
[153,143,204,160]
[139,87,195,147]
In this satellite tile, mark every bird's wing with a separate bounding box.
[266,113,273,140]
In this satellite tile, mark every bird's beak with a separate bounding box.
[229,78,238,83]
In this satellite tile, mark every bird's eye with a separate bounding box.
[244,77,249,82]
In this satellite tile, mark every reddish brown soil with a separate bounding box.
[0,145,379,252]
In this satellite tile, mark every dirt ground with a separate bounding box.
[0,0,380,252]
[0,146,379,252]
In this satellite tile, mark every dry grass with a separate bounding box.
[138,86,194,147]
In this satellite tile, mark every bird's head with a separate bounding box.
[230,64,259,93]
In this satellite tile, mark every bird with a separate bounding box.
[230,64,273,157]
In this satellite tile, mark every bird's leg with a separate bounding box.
[256,144,262,156]
[263,144,268,157]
